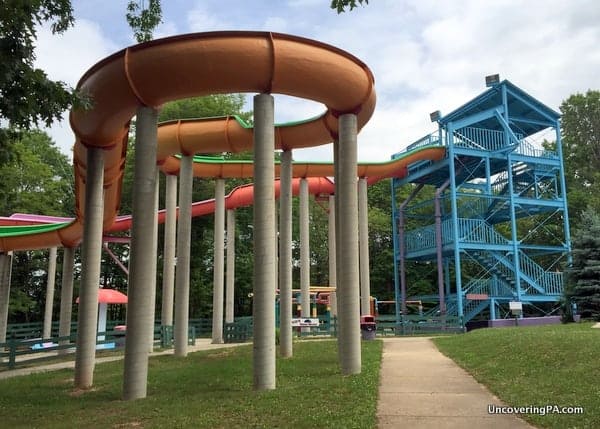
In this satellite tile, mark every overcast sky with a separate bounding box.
[36,0,599,161]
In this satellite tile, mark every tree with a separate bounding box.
[0,130,74,323]
[0,130,74,216]
[0,0,82,145]
[330,0,369,13]
[158,95,251,124]
[564,207,600,321]
[126,0,162,43]
[560,90,600,228]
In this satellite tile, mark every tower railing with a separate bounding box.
[515,138,556,158]
[404,219,563,295]
[453,127,522,152]
[518,251,564,295]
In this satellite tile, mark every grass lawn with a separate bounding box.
[0,340,382,429]
[433,322,600,429]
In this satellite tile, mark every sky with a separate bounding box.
[36,0,600,162]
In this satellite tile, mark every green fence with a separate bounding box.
[375,315,464,336]
[0,326,197,370]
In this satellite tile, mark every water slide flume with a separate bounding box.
[0,178,337,231]
[1,31,379,252]
[0,141,445,236]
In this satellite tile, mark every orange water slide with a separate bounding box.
[0,31,377,252]
[109,177,335,232]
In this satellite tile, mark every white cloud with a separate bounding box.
[31,0,600,164]
[293,0,600,160]
[35,19,117,87]
[187,4,233,32]
[263,17,289,33]
[272,95,325,124]
[154,20,179,40]
[34,19,118,156]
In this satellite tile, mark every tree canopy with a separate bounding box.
[0,0,80,135]
[126,0,162,43]
[0,130,74,323]
[330,0,369,13]
[0,130,73,216]
[158,94,251,124]
[560,90,600,228]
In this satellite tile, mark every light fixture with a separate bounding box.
[429,110,441,122]
[485,74,500,87]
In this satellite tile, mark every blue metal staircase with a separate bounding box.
[392,79,571,327]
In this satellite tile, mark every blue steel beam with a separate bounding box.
[450,105,505,131]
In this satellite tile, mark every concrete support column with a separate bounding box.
[279,150,293,357]
[212,179,225,344]
[58,247,75,354]
[336,113,361,375]
[74,146,104,389]
[225,209,236,324]
[42,247,57,339]
[358,178,371,315]
[149,169,159,352]
[161,174,178,328]
[253,93,276,390]
[299,178,310,330]
[123,106,159,401]
[328,195,337,317]
[334,140,344,359]
[0,252,13,344]
[174,155,194,357]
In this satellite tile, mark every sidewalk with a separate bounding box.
[377,337,534,429]
[0,339,243,380]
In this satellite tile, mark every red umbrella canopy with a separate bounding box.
[76,288,128,304]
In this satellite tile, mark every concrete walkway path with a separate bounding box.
[377,337,534,428]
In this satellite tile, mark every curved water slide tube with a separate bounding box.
[0,31,377,252]
[0,31,447,251]
[157,129,446,183]
[111,139,446,232]
[0,178,336,230]
[0,142,445,239]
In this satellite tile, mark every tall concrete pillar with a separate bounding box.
[161,174,178,328]
[336,113,361,375]
[123,106,159,401]
[279,150,293,357]
[212,179,225,344]
[74,146,104,389]
[253,93,276,390]
[0,252,13,344]
[333,140,344,360]
[148,169,159,352]
[328,195,337,317]
[225,209,236,324]
[358,178,371,315]
[42,247,57,339]
[299,178,310,330]
[58,247,75,354]
[174,154,193,357]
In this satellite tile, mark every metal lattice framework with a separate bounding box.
[391,80,571,327]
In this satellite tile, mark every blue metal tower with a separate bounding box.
[391,78,571,328]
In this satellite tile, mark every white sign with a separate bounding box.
[509,301,523,311]
[291,318,320,327]
[509,301,523,315]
